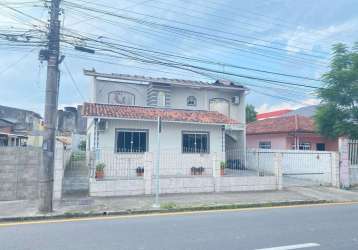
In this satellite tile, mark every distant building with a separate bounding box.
[246,115,338,151]
[0,105,43,147]
[57,105,87,150]
[57,105,87,135]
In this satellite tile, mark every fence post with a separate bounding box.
[144,152,153,195]
[274,152,283,190]
[212,153,220,192]
[53,141,64,201]
[331,152,340,187]
[339,137,350,188]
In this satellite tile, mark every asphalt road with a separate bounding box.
[1,203,358,250]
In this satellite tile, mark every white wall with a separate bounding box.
[93,79,148,105]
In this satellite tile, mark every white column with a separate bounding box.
[53,141,64,201]
[144,152,153,195]
[274,152,283,190]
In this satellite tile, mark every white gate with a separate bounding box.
[281,150,333,187]
[349,140,358,186]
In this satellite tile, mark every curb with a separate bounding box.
[0,199,332,223]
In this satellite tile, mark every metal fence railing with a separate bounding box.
[90,150,146,179]
[157,150,213,177]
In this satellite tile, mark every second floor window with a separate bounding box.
[157,91,166,107]
[187,96,197,106]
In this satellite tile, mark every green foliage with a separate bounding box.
[160,202,177,209]
[96,163,105,171]
[220,161,226,169]
[315,42,358,139]
[71,152,86,161]
[78,140,86,151]
[246,104,257,123]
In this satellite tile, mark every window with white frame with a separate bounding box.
[292,142,311,150]
[187,96,197,106]
[116,129,148,153]
[182,132,209,153]
[259,141,271,149]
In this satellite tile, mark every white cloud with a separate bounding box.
[281,18,358,54]
[256,98,320,113]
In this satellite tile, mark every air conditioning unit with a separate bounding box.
[232,96,240,105]
[97,119,107,132]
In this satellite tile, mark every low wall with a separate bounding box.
[0,147,41,201]
[89,178,145,197]
[89,175,278,197]
[217,176,278,192]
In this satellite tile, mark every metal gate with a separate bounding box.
[281,151,333,187]
[349,140,358,186]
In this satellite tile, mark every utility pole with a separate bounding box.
[38,0,61,213]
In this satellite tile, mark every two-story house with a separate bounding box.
[82,69,247,167]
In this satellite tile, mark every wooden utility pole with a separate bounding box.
[38,0,61,213]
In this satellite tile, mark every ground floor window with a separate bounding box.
[259,141,271,149]
[316,143,326,151]
[182,132,209,153]
[292,142,311,150]
[116,129,148,153]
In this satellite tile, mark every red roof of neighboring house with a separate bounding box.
[256,109,292,120]
[82,103,238,125]
[247,115,315,135]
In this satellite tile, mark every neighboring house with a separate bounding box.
[82,69,247,163]
[246,115,338,151]
[256,109,292,120]
[0,105,43,147]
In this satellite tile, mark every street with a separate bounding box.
[1,203,358,250]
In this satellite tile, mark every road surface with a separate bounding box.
[1,203,358,250]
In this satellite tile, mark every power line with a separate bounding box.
[63,60,85,101]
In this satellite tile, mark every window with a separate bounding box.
[316,143,325,151]
[259,141,271,149]
[187,96,197,106]
[116,130,148,153]
[157,91,166,107]
[292,142,311,150]
[182,132,209,153]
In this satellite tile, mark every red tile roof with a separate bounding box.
[247,115,315,135]
[256,109,292,120]
[82,103,238,125]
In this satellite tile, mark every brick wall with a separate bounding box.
[0,147,41,201]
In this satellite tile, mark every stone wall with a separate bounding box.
[0,147,41,201]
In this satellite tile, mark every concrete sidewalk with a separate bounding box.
[2,186,358,221]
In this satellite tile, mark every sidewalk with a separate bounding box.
[2,186,358,221]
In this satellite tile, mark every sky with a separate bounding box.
[0,0,357,116]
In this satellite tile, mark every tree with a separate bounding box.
[246,104,257,123]
[315,42,358,139]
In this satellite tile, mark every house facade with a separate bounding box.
[83,70,247,168]
[0,105,43,147]
[246,115,338,151]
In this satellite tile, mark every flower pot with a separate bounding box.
[95,170,104,180]
[220,168,225,176]
[137,172,144,177]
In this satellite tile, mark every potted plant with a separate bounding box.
[136,166,144,177]
[198,166,205,176]
[220,161,226,176]
[95,163,105,180]
[191,166,196,176]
